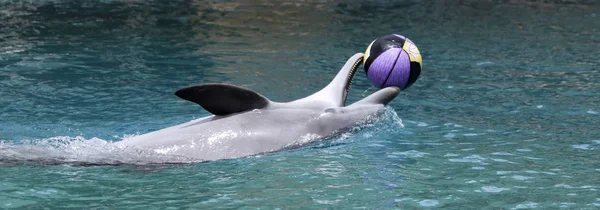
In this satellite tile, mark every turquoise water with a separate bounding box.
[1,0,599,209]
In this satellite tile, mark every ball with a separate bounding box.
[363,34,422,89]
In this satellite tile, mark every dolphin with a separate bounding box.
[118,53,400,161]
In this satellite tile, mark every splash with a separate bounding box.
[0,136,200,166]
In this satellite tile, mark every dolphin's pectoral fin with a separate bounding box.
[175,83,270,116]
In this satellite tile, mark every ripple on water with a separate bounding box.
[571,144,593,150]
[448,155,486,163]
[513,202,538,209]
[515,148,532,152]
[391,150,429,158]
[491,152,515,156]
[418,199,439,207]
[491,158,517,164]
[511,175,534,181]
[1,198,37,208]
[480,186,510,193]
[443,133,456,139]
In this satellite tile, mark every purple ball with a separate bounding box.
[363,34,422,90]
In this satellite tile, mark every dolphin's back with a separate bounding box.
[120,109,322,160]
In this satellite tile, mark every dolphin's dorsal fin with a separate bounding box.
[175,83,270,116]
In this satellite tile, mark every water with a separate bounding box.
[1,0,599,209]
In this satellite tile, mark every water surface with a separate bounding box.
[1,0,599,209]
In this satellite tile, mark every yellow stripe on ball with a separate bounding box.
[402,41,422,67]
[363,40,375,65]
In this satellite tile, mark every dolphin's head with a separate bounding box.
[302,85,400,136]
[288,53,399,109]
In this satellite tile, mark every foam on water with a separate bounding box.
[0,136,198,165]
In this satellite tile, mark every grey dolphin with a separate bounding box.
[119,53,400,161]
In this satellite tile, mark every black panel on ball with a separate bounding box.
[364,34,406,72]
[405,61,421,89]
